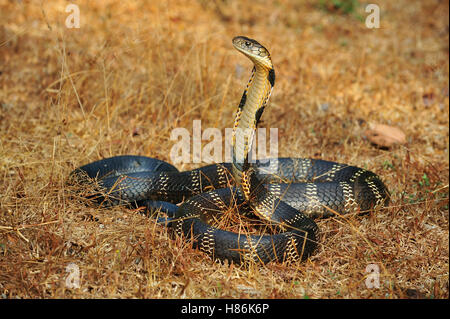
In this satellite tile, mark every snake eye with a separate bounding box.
[244,41,252,47]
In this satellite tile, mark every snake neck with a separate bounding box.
[231,63,274,190]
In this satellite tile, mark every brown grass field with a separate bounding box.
[0,0,448,299]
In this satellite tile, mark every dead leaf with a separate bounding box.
[404,288,427,299]
[364,123,406,148]
[368,236,384,245]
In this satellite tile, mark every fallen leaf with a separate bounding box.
[364,123,406,148]
[404,288,427,299]
[368,236,384,245]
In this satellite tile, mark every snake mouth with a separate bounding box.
[232,36,273,69]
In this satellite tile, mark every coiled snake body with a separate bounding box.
[71,37,389,264]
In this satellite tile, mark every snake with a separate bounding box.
[70,36,389,264]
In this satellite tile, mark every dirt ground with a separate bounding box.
[0,0,448,298]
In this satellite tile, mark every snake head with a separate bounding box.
[233,36,273,70]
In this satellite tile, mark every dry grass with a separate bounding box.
[0,0,448,299]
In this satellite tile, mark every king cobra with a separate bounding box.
[70,36,389,264]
